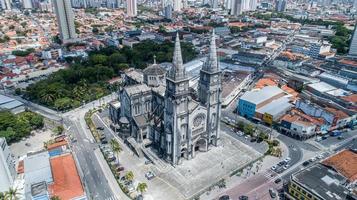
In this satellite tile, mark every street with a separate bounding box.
[64,117,116,200]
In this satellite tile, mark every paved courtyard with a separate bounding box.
[10,129,52,159]
[152,133,262,199]
[96,111,262,200]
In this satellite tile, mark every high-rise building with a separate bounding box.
[232,0,243,15]
[53,0,77,43]
[349,25,357,57]
[225,0,232,10]
[173,0,182,11]
[249,0,257,10]
[0,0,11,9]
[22,0,33,8]
[275,0,286,12]
[211,0,218,8]
[126,0,137,16]
[0,138,16,193]
[164,4,172,19]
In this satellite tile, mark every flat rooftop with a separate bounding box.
[240,86,284,105]
[307,81,336,93]
[221,71,250,99]
[292,163,349,200]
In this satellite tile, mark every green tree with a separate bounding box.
[244,124,254,135]
[237,121,245,131]
[110,138,122,158]
[54,125,64,135]
[125,171,134,182]
[50,196,61,200]
[4,187,20,200]
[136,182,148,194]
[90,54,108,65]
[54,97,73,111]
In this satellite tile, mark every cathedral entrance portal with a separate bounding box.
[180,147,188,159]
[194,138,208,152]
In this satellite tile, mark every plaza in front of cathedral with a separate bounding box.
[151,131,262,199]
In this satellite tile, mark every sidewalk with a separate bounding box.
[199,137,289,200]
[95,149,131,200]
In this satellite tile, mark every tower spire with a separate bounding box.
[169,32,186,80]
[203,30,219,72]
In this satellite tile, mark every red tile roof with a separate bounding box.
[47,141,68,151]
[322,150,357,182]
[49,154,85,200]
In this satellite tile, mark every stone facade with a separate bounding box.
[113,32,222,165]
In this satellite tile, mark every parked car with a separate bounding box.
[302,161,310,166]
[116,166,125,172]
[101,139,108,144]
[145,171,156,180]
[274,178,282,184]
[250,138,257,142]
[283,164,290,170]
[269,188,277,198]
[97,127,105,130]
[284,157,291,163]
[219,195,231,200]
[238,196,248,200]
[271,166,277,171]
[145,160,153,165]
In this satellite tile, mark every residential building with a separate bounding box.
[173,0,182,11]
[53,0,77,43]
[231,0,243,15]
[0,138,16,193]
[288,149,357,200]
[0,0,11,10]
[349,25,357,57]
[280,112,318,139]
[275,0,286,12]
[164,4,172,19]
[42,48,63,60]
[22,0,32,9]
[126,0,137,16]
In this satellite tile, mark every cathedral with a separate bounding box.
[111,31,222,165]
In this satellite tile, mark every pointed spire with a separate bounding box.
[169,32,186,80]
[203,30,219,72]
[153,55,156,64]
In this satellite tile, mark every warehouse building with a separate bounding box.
[237,86,292,123]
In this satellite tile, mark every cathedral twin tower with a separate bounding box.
[164,31,222,165]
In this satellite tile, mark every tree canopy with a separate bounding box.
[0,111,44,143]
[25,40,197,111]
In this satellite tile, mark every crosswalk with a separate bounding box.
[103,196,118,200]
[261,170,279,181]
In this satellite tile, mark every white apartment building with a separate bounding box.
[0,138,16,193]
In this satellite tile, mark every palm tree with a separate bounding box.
[40,93,55,105]
[0,192,5,200]
[110,139,122,158]
[5,187,20,200]
[136,182,148,194]
[125,171,134,182]
[50,196,61,200]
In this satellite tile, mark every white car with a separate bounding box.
[283,164,290,170]
[271,166,277,171]
[284,157,291,163]
[318,154,323,159]
[310,157,317,162]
